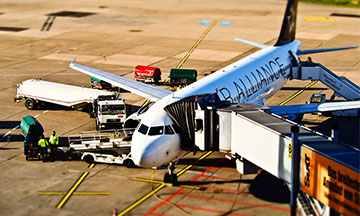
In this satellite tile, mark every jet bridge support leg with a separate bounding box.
[290,126,300,216]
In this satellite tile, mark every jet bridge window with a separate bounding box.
[138,124,149,135]
[148,126,164,136]
[165,125,175,135]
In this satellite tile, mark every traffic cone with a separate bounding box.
[113,208,118,216]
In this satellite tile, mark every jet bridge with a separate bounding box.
[194,103,359,216]
[291,61,360,100]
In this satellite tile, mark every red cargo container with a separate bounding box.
[134,65,161,83]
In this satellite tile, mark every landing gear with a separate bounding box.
[163,162,178,185]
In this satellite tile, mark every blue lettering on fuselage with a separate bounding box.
[218,56,292,103]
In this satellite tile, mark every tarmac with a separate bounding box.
[0,0,359,215]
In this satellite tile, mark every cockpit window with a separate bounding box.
[148,126,164,136]
[171,124,181,134]
[138,124,149,135]
[165,125,174,135]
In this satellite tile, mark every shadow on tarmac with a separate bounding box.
[0,121,21,129]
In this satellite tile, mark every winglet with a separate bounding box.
[71,57,77,64]
[297,46,358,55]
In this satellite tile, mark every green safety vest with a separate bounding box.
[38,139,49,148]
[49,134,59,145]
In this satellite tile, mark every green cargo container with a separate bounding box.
[169,69,197,86]
[20,115,44,146]
[91,76,112,90]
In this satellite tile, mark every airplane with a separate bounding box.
[70,0,358,183]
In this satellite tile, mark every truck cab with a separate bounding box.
[95,95,128,130]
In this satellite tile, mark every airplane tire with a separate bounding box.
[164,173,178,184]
[25,98,35,110]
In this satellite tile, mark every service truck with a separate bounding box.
[134,65,161,83]
[14,79,129,129]
[93,95,129,130]
[169,68,197,86]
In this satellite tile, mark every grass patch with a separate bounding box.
[299,0,360,8]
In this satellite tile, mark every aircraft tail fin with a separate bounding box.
[275,0,298,46]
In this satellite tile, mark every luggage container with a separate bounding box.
[20,115,44,160]
[134,65,161,83]
[169,68,197,86]
[90,76,112,90]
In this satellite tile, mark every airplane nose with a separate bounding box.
[132,142,159,167]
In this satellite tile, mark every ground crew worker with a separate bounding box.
[49,131,59,155]
[38,135,49,158]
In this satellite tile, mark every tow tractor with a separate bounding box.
[61,129,136,167]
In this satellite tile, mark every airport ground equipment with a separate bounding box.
[81,151,135,168]
[134,65,161,83]
[14,79,113,110]
[90,76,112,90]
[20,115,44,160]
[14,79,129,129]
[168,68,197,86]
[292,61,360,101]
[63,129,135,167]
[193,101,359,216]
[92,95,129,130]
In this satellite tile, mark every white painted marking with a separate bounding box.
[2,131,11,139]
[43,110,48,114]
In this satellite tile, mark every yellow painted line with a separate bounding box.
[304,17,334,22]
[120,151,213,215]
[176,20,217,69]
[89,163,95,169]
[133,178,201,190]
[177,151,213,176]
[118,184,166,216]
[164,21,217,84]
[38,192,110,195]
[279,80,318,106]
[45,16,55,31]
[56,171,89,209]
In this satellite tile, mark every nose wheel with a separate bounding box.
[163,162,178,185]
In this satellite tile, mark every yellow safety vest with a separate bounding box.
[38,139,49,148]
[49,134,59,145]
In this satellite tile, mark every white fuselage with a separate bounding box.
[131,41,301,167]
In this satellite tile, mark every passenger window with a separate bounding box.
[171,124,181,133]
[138,124,149,135]
[165,125,174,135]
[148,126,164,136]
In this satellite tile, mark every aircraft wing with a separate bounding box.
[264,101,360,115]
[69,60,172,101]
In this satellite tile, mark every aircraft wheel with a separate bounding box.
[164,173,178,184]
[25,98,35,110]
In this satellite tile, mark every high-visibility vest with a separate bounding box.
[38,139,49,148]
[49,134,59,145]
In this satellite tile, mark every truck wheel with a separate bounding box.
[25,98,35,110]
[124,159,135,168]
[83,155,94,164]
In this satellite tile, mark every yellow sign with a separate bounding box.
[288,143,292,159]
[301,147,360,216]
